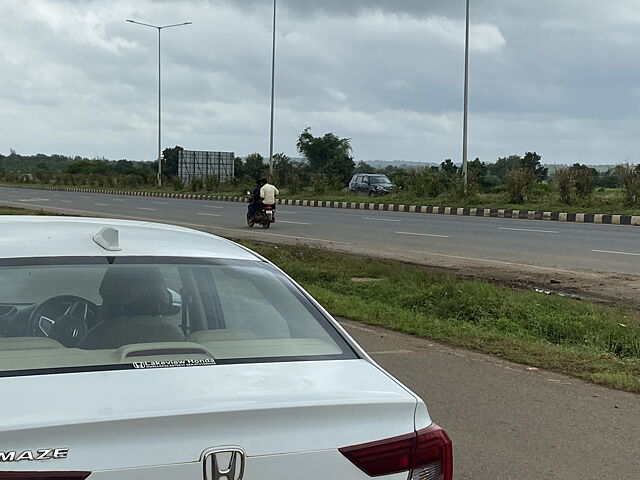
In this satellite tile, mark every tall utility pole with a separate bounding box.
[462,0,470,188]
[268,0,278,178]
[126,19,192,187]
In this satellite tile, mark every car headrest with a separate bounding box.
[99,266,172,318]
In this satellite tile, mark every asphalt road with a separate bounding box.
[0,186,638,275]
[342,319,640,480]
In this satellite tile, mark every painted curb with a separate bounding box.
[2,184,639,226]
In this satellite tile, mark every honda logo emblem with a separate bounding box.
[202,447,245,480]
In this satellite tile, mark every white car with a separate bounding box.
[0,216,452,480]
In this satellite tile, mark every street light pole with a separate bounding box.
[158,28,162,188]
[126,19,192,187]
[462,0,470,189]
[268,0,277,178]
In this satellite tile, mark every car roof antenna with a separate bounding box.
[93,227,122,252]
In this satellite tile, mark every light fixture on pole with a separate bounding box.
[268,0,277,178]
[126,19,192,187]
[462,0,470,188]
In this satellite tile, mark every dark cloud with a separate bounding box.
[0,0,638,165]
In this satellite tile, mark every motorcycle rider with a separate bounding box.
[259,178,279,221]
[247,179,265,220]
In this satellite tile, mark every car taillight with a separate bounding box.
[412,424,453,480]
[339,432,415,476]
[0,473,90,480]
[339,423,452,479]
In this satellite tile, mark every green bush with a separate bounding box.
[188,177,204,192]
[171,176,183,191]
[204,175,220,192]
[571,164,597,199]
[449,171,479,202]
[505,168,535,203]
[311,173,329,194]
[286,173,302,195]
[555,168,572,205]
[478,174,502,191]
[621,164,640,207]
[406,167,447,198]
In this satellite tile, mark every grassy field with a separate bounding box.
[245,243,640,393]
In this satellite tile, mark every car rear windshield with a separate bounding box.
[369,175,391,184]
[0,257,356,376]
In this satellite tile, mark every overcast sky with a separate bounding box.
[1,0,639,165]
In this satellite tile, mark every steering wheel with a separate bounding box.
[29,295,98,348]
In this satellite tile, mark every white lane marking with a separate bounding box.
[278,220,311,225]
[137,207,156,211]
[113,199,125,202]
[499,227,559,234]
[0,201,354,246]
[197,213,221,217]
[94,203,109,206]
[60,200,72,203]
[152,201,168,205]
[592,249,640,257]
[277,211,299,215]
[364,217,401,222]
[408,250,577,273]
[396,231,449,238]
[203,205,224,209]
[18,198,49,202]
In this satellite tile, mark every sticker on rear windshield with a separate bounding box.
[132,358,216,369]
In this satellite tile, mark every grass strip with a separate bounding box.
[0,206,44,215]
[245,243,640,393]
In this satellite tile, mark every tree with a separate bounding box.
[244,153,267,180]
[296,127,355,185]
[272,153,295,186]
[440,159,458,174]
[569,163,597,199]
[468,158,487,177]
[521,151,548,181]
[355,161,375,174]
[487,155,522,182]
[234,156,245,178]
[161,146,183,177]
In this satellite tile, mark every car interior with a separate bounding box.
[0,260,349,373]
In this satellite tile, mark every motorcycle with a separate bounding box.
[247,192,275,229]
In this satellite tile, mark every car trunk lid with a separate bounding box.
[1,359,419,474]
